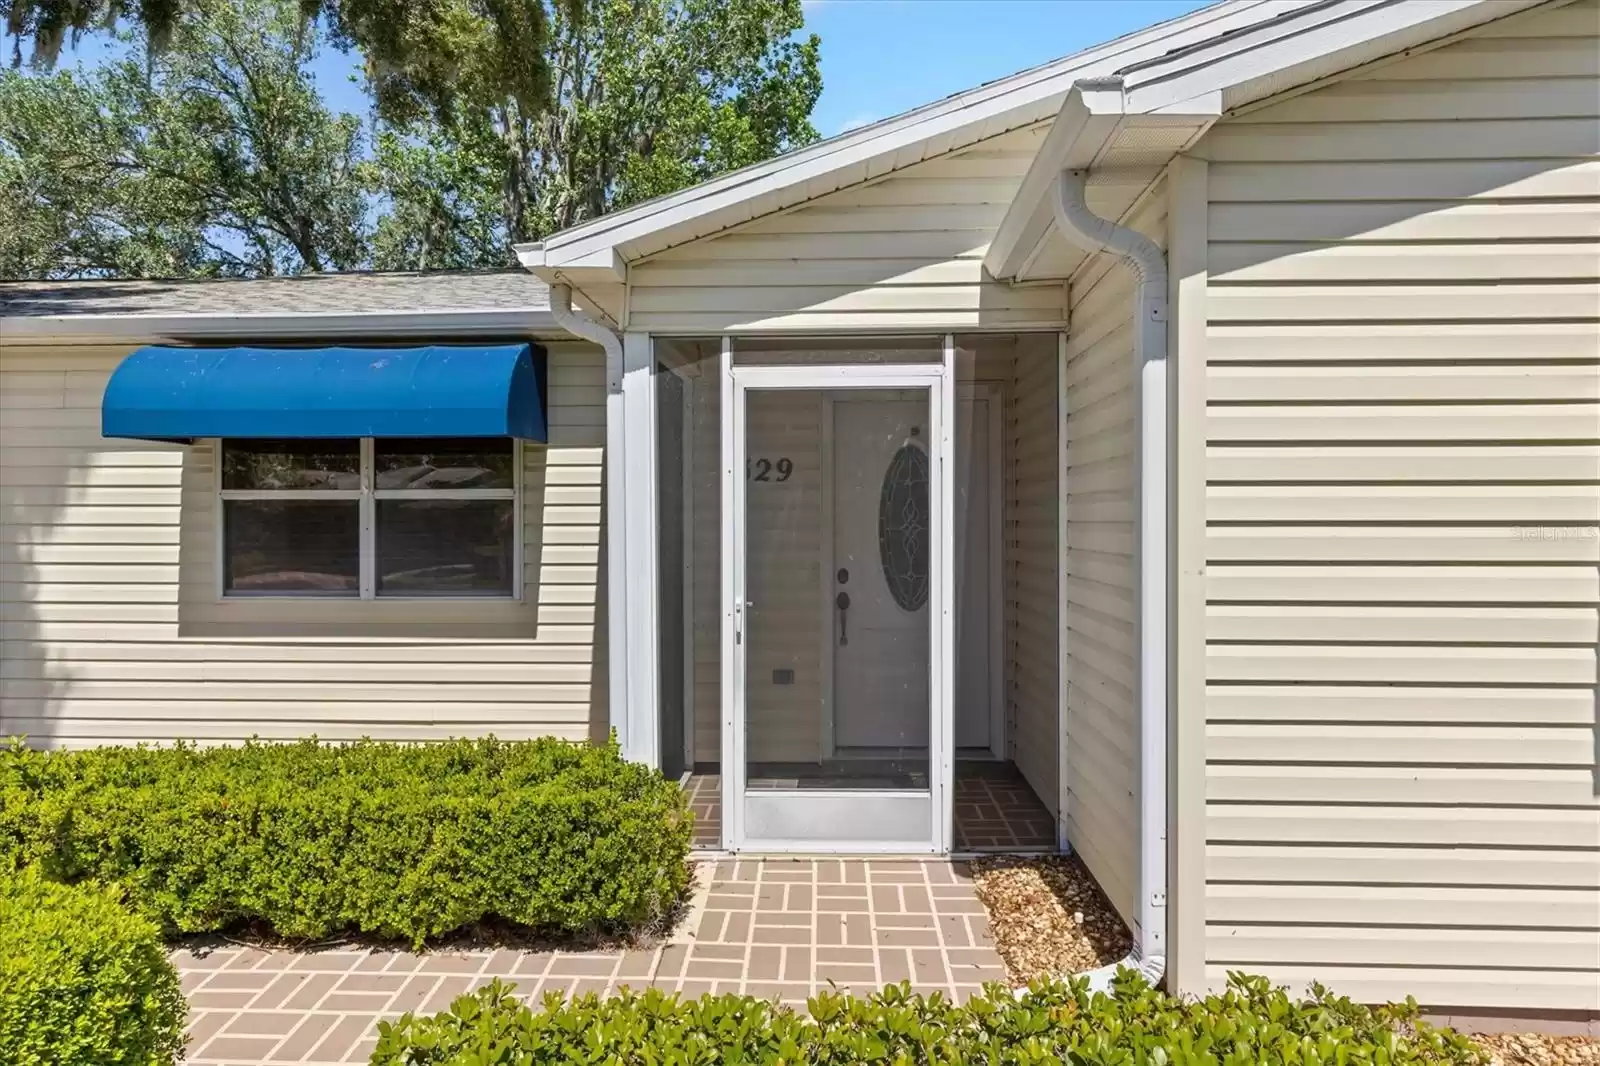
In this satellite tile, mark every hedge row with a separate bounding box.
[0,869,188,1066]
[371,971,1486,1065]
[0,736,690,945]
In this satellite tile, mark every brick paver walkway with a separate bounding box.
[176,859,1008,1065]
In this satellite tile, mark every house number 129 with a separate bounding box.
[747,457,793,482]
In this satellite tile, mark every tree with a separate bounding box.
[1,0,372,278]
[0,68,209,277]
[3,0,553,132]
[4,0,822,276]
[370,0,821,269]
[368,120,510,271]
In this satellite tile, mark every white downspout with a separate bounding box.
[1052,169,1168,986]
[548,282,631,757]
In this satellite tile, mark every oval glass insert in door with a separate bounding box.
[878,438,930,612]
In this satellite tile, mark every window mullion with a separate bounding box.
[360,438,376,598]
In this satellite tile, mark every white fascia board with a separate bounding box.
[516,243,626,286]
[985,94,1122,281]
[529,1,1318,270]
[0,307,559,345]
[1121,0,1552,115]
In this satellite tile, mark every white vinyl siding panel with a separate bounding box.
[628,126,1067,334]
[1061,184,1167,927]
[1198,0,1600,1012]
[0,341,608,747]
[1004,333,1059,818]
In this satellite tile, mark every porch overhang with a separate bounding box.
[985,0,1556,284]
[983,84,1217,284]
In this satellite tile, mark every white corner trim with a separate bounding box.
[621,331,660,768]
[1166,152,1209,998]
[1055,330,1071,852]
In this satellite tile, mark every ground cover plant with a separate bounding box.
[370,969,1488,1065]
[0,736,690,947]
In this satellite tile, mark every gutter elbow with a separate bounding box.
[548,282,623,377]
[1053,170,1167,291]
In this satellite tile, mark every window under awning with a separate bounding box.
[101,343,547,442]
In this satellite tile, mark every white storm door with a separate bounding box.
[724,362,951,853]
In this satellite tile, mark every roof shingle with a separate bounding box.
[0,271,548,319]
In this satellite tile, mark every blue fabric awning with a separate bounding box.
[101,344,547,442]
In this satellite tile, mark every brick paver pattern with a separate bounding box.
[175,858,1009,1065]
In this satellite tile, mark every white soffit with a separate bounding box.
[987,0,1560,283]
[516,0,1330,283]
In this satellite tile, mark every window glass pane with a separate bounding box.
[374,438,514,490]
[224,500,359,594]
[221,440,360,490]
[377,499,515,596]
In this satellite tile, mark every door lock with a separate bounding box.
[835,591,851,645]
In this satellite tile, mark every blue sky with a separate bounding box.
[64,1,1214,137]
[804,0,1211,137]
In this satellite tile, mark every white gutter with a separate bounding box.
[547,282,632,757]
[0,307,558,343]
[1052,168,1168,988]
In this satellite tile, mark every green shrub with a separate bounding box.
[0,868,188,1066]
[0,736,690,946]
[371,971,1486,1066]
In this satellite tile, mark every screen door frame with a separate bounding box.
[719,339,956,854]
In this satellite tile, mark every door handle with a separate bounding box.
[835,591,850,646]
[735,599,753,645]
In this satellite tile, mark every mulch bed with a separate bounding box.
[969,854,1131,983]
[968,856,1599,1066]
[1474,1035,1600,1066]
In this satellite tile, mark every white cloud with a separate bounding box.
[836,112,880,134]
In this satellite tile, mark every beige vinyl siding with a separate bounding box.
[1061,183,1167,926]
[1002,333,1059,817]
[0,339,608,747]
[1197,0,1600,1011]
[628,126,1066,334]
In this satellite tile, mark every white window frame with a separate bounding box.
[213,437,524,602]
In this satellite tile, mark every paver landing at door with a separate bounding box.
[175,859,1009,1065]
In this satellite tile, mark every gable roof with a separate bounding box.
[0,271,557,343]
[516,0,1314,280]
[520,0,1554,286]
[986,0,1556,282]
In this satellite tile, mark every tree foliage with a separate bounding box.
[1,0,822,278]
[3,0,553,127]
[371,0,821,269]
[1,0,370,277]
